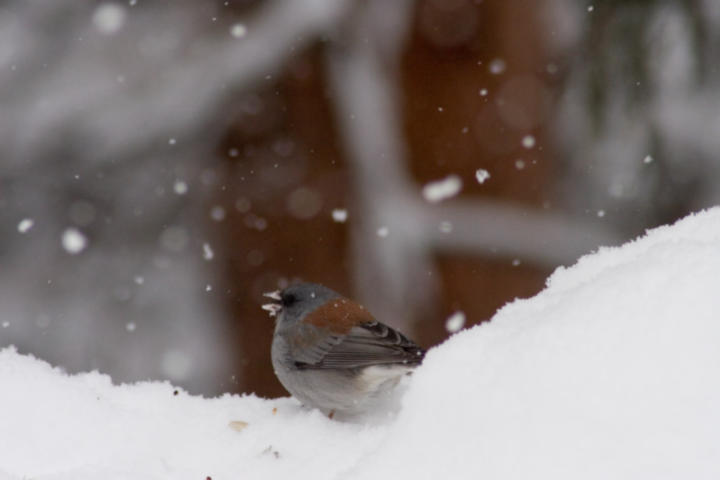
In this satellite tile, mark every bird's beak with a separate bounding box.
[263,290,281,301]
[261,290,282,317]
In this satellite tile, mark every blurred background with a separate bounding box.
[2,0,719,397]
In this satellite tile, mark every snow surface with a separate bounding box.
[2,208,720,479]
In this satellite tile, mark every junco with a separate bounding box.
[262,282,425,416]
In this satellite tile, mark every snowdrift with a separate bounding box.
[2,208,720,480]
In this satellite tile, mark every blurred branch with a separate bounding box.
[328,0,622,331]
[327,0,436,332]
[4,0,351,166]
[425,200,620,265]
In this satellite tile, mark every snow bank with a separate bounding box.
[2,208,720,479]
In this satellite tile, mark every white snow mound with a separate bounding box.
[2,208,720,479]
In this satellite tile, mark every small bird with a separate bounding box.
[262,282,425,417]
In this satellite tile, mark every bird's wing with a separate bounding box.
[292,321,425,370]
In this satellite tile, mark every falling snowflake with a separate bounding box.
[210,206,226,222]
[521,135,536,149]
[92,3,126,35]
[445,311,466,333]
[61,228,87,255]
[230,23,247,38]
[475,169,491,184]
[489,58,506,75]
[17,218,34,233]
[202,243,214,261]
[331,209,348,223]
[422,175,462,203]
[173,180,188,195]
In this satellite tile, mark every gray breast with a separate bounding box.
[271,330,411,415]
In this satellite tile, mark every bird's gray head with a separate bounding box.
[268,282,341,327]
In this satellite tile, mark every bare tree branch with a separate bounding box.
[327,0,622,333]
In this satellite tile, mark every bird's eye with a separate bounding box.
[281,293,297,307]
